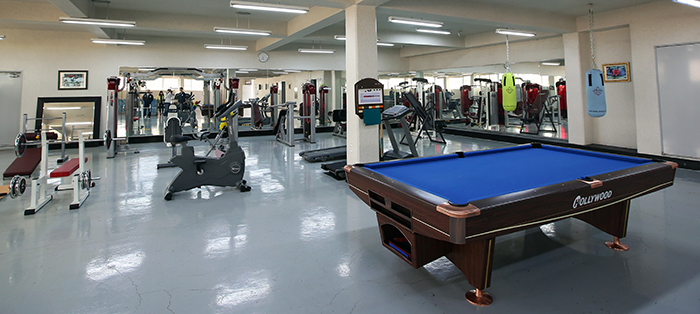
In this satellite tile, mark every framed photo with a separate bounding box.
[58,70,88,90]
[602,63,631,82]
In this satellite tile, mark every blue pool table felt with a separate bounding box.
[364,145,653,205]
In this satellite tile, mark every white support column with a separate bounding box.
[345,4,379,165]
[563,32,593,145]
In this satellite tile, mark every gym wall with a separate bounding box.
[0,29,407,136]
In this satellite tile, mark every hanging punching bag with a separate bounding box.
[586,69,606,117]
[501,72,517,111]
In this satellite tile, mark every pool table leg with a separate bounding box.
[446,238,496,306]
[575,200,631,251]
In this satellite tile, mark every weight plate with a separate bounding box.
[14,133,27,158]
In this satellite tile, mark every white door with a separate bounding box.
[656,43,700,159]
[0,72,23,144]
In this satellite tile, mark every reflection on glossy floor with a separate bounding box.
[451,119,570,140]
[1,133,698,314]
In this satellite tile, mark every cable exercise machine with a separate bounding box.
[273,82,317,147]
[105,75,140,158]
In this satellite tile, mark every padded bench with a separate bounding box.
[3,148,42,179]
[50,158,88,178]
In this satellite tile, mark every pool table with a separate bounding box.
[344,143,677,306]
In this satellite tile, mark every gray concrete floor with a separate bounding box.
[1,133,699,314]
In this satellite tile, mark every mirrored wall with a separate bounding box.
[378,61,568,141]
[116,67,347,138]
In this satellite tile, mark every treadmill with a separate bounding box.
[381,105,418,161]
[299,145,346,162]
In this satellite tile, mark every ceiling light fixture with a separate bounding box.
[214,27,271,36]
[334,35,346,40]
[239,68,258,72]
[495,28,536,37]
[60,17,136,28]
[416,28,451,35]
[285,70,301,73]
[673,0,700,8]
[204,44,248,50]
[298,48,335,54]
[236,71,249,74]
[377,42,395,47]
[272,71,289,74]
[91,38,145,45]
[388,16,443,28]
[541,62,561,66]
[230,1,308,14]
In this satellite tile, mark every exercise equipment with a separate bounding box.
[164,98,251,201]
[400,92,446,144]
[299,146,346,162]
[330,109,346,138]
[18,113,69,162]
[8,175,27,199]
[105,76,140,158]
[157,104,183,169]
[272,98,316,147]
[586,4,607,117]
[22,130,98,215]
[381,105,418,161]
[500,34,518,112]
[301,83,317,143]
[319,85,331,126]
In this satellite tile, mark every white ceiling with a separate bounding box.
[2,0,664,51]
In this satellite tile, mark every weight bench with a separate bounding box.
[24,131,96,215]
[3,148,41,179]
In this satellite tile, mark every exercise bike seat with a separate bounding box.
[170,135,194,144]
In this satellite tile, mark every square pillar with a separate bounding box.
[345,4,379,164]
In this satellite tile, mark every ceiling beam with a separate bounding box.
[256,6,344,51]
[49,0,108,37]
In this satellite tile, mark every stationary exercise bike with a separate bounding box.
[164,79,251,200]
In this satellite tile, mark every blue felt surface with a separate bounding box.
[364,145,653,205]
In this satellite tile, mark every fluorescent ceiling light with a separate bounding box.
[377,42,395,47]
[388,16,442,28]
[46,107,82,110]
[139,68,156,71]
[673,0,700,8]
[541,62,561,66]
[66,122,93,126]
[230,1,308,14]
[416,28,451,35]
[91,38,145,45]
[334,35,346,40]
[214,27,271,36]
[236,71,249,74]
[60,17,136,28]
[239,68,258,72]
[285,70,301,73]
[272,71,289,74]
[204,44,248,50]
[298,48,335,54]
[495,28,536,37]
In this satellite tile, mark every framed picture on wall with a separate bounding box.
[602,63,631,82]
[58,70,88,90]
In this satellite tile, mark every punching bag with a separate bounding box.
[501,72,517,112]
[586,69,606,117]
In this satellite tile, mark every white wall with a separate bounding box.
[0,28,408,134]
[590,27,636,149]
[574,1,700,155]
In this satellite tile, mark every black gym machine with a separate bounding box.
[163,77,251,200]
